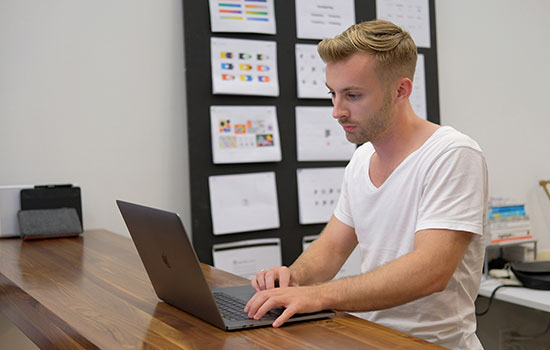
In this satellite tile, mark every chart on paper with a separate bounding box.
[209,0,276,34]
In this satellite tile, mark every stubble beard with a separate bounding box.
[345,93,395,145]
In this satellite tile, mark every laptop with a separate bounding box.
[116,200,335,330]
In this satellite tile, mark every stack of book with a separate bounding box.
[487,202,532,244]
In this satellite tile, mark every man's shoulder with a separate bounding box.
[429,126,483,153]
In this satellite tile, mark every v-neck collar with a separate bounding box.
[366,126,447,190]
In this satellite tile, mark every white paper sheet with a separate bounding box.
[295,0,356,40]
[209,172,280,235]
[209,0,276,35]
[303,235,362,279]
[296,106,356,161]
[212,238,282,279]
[295,44,330,99]
[411,53,427,120]
[210,105,281,164]
[297,167,345,224]
[376,0,431,48]
[211,37,279,96]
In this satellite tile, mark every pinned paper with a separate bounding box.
[209,0,276,34]
[296,106,355,161]
[212,238,282,279]
[411,53,427,120]
[295,0,356,40]
[211,106,281,164]
[297,167,345,224]
[209,172,280,235]
[303,235,361,279]
[295,44,330,99]
[376,0,431,48]
[211,37,279,96]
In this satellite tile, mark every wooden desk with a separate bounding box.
[0,230,444,349]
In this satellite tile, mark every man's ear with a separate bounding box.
[396,78,413,102]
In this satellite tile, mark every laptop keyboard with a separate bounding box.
[213,291,280,321]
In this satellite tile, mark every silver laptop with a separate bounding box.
[116,200,335,330]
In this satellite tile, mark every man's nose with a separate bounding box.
[332,97,348,120]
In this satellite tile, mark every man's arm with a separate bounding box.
[245,227,473,327]
[252,215,357,291]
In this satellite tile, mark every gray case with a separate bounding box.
[17,208,83,240]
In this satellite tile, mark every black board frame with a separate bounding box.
[182,0,440,266]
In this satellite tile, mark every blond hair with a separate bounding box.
[317,19,417,84]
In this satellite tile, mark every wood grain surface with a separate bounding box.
[0,230,446,349]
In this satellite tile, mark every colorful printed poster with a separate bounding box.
[209,0,276,34]
[295,0,356,40]
[295,43,330,99]
[209,172,280,235]
[210,105,281,164]
[211,37,279,96]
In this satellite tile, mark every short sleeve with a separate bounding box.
[416,146,488,235]
[333,165,355,228]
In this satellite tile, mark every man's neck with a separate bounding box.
[371,104,438,165]
[367,105,438,188]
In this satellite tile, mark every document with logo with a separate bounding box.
[296,106,356,161]
[211,105,281,164]
[211,37,279,96]
[209,172,280,235]
[212,238,282,279]
[208,0,276,34]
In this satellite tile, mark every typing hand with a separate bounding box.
[244,285,322,327]
[251,266,299,292]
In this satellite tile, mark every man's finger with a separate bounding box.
[245,291,268,317]
[255,269,267,290]
[278,269,290,288]
[265,269,276,289]
[272,307,295,328]
[253,295,278,320]
[251,276,260,292]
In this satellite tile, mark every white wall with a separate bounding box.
[2,1,548,249]
[0,0,190,237]
[436,0,550,250]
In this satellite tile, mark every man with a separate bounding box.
[245,19,488,349]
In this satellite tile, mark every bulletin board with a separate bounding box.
[182,0,440,266]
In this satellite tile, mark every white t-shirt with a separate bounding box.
[334,126,488,350]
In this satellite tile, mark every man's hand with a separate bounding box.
[244,285,324,327]
[251,266,299,292]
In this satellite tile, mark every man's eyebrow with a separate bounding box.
[325,83,363,92]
